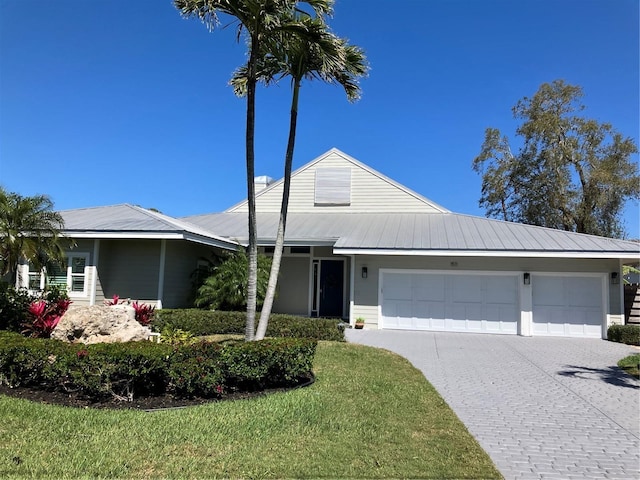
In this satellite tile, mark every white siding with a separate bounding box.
[229,150,443,214]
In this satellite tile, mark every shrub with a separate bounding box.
[153,309,345,342]
[0,334,317,403]
[194,251,272,310]
[608,324,640,345]
[0,283,33,332]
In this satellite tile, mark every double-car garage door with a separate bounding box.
[380,270,604,338]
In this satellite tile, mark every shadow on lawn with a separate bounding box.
[558,365,639,389]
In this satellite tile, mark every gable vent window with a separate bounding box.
[314,168,351,206]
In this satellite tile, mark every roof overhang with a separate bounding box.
[334,247,640,261]
[64,231,239,250]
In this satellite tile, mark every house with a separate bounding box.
[21,148,639,339]
[16,204,239,309]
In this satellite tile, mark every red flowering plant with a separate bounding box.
[104,294,123,306]
[132,301,155,326]
[22,296,72,338]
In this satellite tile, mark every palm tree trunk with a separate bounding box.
[245,34,259,341]
[255,81,300,340]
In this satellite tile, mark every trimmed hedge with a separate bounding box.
[153,309,345,342]
[0,331,317,402]
[607,324,640,346]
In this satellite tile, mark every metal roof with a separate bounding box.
[60,204,239,249]
[184,211,640,259]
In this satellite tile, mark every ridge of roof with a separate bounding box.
[224,148,450,213]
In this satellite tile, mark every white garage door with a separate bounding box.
[381,271,519,334]
[532,275,603,338]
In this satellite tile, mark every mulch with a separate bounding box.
[0,374,315,412]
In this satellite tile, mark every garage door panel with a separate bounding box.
[451,276,483,303]
[533,277,564,306]
[384,273,413,300]
[485,305,519,333]
[412,275,445,301]
[486,276,519,304]
[566,279,601,308]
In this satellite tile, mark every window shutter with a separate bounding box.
[314,168,351,205]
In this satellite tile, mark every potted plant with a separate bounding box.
[355,317,365,329]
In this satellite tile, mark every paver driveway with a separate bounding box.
[346,329,639,479]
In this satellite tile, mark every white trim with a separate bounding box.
[349,255,355,326]
[334,248,639,260]
[90,239,100,306]
[157,239,166,308]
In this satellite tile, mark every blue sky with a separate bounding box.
[1,0,638,238]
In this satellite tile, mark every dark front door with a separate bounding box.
[319,260,344,317]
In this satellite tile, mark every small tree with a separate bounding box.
[175,0,333,340]
[232,13,367,339]
[195,251,272,311]
[472,80,639,238]
[0,188,68,285]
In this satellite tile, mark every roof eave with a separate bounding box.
[333,248,640,260]
[63,230,239,250]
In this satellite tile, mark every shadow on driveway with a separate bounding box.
[558,365,639,389]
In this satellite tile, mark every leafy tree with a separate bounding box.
[472,80,639,238]
[232,13,367,340]
[175,0,332,340]
[194,251,272,311]
[0,188,68,285]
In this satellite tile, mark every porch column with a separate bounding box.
[157,239,166,309]
[519,273,533,336]
[349,255,355,326]
[89,239,100,306]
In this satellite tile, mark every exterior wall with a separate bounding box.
[98,239,161,304]
[351,255,622,331]
[272,256,310,316]
[162,241,222,309]
[229,151,442,214]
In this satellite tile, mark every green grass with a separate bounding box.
[618,353,640,379]
[0,342,501,479]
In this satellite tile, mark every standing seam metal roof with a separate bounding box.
[183,211,640,256]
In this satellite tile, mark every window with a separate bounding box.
[314,168,351,205]
[289,246,310,254]
[28,253,89,296]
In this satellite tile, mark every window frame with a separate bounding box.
[27,252,90,298]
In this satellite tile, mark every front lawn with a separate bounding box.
[618,353,640,379]
[0,342,501,479]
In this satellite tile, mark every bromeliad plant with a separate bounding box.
[22,297,72,338]
[132,301,155,326]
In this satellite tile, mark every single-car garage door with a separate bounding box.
[381,271,519,334]
[532,274,603,338]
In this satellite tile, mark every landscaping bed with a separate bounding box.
[0,331,316,408]
[153,309,346,341]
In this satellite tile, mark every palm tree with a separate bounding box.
[0,188,67,286]
[174,0,333,340]
[232,13,368,340]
